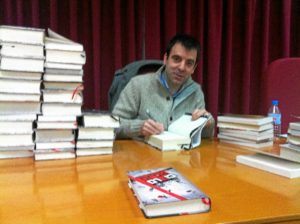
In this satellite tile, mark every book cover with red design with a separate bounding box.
[128,167,211,218]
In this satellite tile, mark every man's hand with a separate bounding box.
[191,109,212,126]
[141,119,164,136]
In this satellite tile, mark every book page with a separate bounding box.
[47,28,75,43]
[154,131,187,140]
[168,115,208,138]
[168,115,208,149]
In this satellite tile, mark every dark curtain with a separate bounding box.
[0,0,300,118]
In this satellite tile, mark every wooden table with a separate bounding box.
[0,139,300,224]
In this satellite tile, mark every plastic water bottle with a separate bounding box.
[268,100,281,139]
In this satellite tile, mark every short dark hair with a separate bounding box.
[165,34,201,62]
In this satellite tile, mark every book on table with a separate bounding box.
[217,114,274,149]
[43,81,83,91]
[217,121,273,132]
[45,68,83,76]
[0,78,41,94]
[43,68,83,82]
[35,129,75,142]
[279,144,300,163]
[0,25,45,45]
[34,148,76,161]
[36,120,78,129]
[0,92,41,102]
[75,147,113,156]
[76,140,114,149]
[0,133,34,147]
[43,73,83,82]
[218,138,273,149]
[45,49,86,65]
[0,70,42,80]
[0,42,44,59]
[44,61,83,70]
[287,135,300,146]
[236,153,300,179]
[45,28,84,52]
[217,114,273,132]
[37,115,77,122]
[0,149,34,159]
[0,101,41,115]
[0,120,34,134]
[75,111,118,157]
[78,110,120,128]
[146,114,210,151]
[217,114,273,125]
[0,117,35,158]
[217,131,274,149]
[287,122,300,139]
[218,128,273,141]
[0,56,44,72]
[0,113,36,121]
[286,121,300,148]
[35,141,75,150]
[42,89,83,104]
[288,128,300,137]
[278,121,300,163]
[289,122,300,131]
[77,127,115,140]
[41,102,82,116]
[127,167,211,218]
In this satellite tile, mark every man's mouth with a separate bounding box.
[174,72,184,81]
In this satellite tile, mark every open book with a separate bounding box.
[146,114,210,151]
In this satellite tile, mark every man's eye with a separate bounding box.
[186,61,195,67]
[172,56,181,62]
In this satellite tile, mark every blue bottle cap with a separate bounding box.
[272,100,279,106]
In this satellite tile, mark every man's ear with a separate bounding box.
[163,53,167,64]
[192,63,198,72]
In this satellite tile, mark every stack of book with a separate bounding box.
[0,25,45,159]
[217,114,274,148]
[280,122,300,163]
[34,29,86,160]
[76,111,119,156]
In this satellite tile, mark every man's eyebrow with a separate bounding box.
[186,59,196,64]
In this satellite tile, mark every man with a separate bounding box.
[112,34,214,139]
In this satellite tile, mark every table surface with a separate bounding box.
[1,139,300,224]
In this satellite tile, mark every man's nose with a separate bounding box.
[178,61,185,70]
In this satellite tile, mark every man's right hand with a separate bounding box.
[141,119,164,136]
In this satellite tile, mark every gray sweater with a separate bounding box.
[112,66,215,139]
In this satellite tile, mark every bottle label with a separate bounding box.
[268,113,281,125]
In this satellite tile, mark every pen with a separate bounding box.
[146,109,156,121]
[185,112,210,118]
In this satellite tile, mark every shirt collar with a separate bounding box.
[159,72,182,98]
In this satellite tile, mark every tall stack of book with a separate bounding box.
[280,122,300,163]
[0,25,45,159]
[76,111,119,156]
[217,114,274,148]
[34,28,86,160]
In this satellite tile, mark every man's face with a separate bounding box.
[163,43,197,90]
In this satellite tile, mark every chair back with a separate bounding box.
[261,58,300,133]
